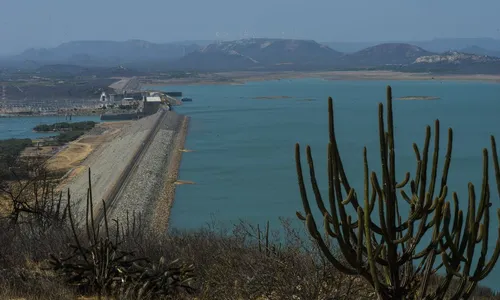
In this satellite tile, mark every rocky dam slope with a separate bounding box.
[106,111,188,231]
[62,111,188,231]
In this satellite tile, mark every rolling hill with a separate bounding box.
[322,38,500,55]
[14,40,202,66]
[340,43,435,67]
[169,38,344,71]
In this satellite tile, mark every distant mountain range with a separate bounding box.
[170,39,343,71]
[169,39,500,72]
[11,39,202,67]
[2,37,500,74]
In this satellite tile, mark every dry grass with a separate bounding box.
[46,122,130,174]
[46,142,93,173]
[0,208,499,300]
[1,147,499,299]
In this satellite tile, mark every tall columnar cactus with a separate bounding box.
[295,86,500,299]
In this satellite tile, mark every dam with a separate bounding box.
[62,110,188,231]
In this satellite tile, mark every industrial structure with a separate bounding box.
[100,78,182,120]
[143,96,162,115]
[100,91,177,120]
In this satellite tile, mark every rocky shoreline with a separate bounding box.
[142,70,500,87]
[93,111,190,233]
[152,114,190,232]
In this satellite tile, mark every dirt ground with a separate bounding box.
[3,121,134,217]
[23,121,133,185]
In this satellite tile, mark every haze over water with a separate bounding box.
[162,78,500,287]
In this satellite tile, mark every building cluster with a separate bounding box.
[99,90,177,115]
[98,89,182,121]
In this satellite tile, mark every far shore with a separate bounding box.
[142,70,500,87]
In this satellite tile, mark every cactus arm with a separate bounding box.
[386,85,396,190]
[476,149,489,224]
[441,251,462,277]
[395,172,410,189]
[295,143,313,216]
[324,214,338,238]
[327,143,343,238]
[331,145,359,264]
[364,187,382,294]
[377,103,393,238]
[473,209,500,281]
[400,190,413,204]
[464,183,478,277]
[296,211,306,220]
[427,120,441,208]
[356,207,364,272]
[341,189,355,205]
[417,126,432,209]
[329,137,358,258]
[451,193,460,237]
[385,86,398,246]
[305,213,358,275]
[420,183,446,296]
[371,173,391,243]
[413,143,422,191]
[470,150,491,279]
[305,145,329,216]
[439,203,466,262]
[392,221,413,244]
[471,136,500,280]
[492,136,500,201]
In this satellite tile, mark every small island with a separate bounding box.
[33,121,97,132]
[253,96,292,100]
[32,121,98,145]
[396,96,440,100]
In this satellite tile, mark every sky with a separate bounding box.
[1,0,499,54]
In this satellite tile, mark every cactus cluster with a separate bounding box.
[49,170,196,298]
[295,86,500,299]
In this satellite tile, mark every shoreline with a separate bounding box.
[152,114,190,231]
[142,70,500,87]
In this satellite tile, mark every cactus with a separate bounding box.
[49,169,196,298]
[295,86,500,299]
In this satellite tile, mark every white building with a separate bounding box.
[145,96,162,102]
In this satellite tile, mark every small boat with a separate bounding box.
[181,97,193,102]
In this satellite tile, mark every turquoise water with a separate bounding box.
[0,115,101,140]
[158,78,500,288]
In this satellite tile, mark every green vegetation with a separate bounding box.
[55,131,84,143]
[295,86,500,299]
[0,138,32,162]
[33,121,96,132]
[32,121,96,147]
[0,138,32,178]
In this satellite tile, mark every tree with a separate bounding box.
[295,86,500,299]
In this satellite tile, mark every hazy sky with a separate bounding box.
[1,0,499,54]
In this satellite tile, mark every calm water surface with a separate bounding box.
[158,79,500,288]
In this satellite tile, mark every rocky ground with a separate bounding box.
[106,111,187,232]
[61,113,160,220]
